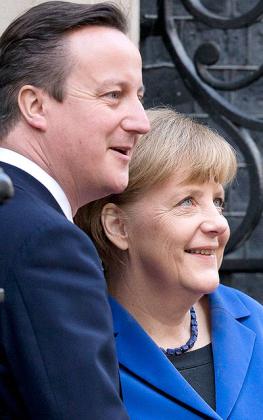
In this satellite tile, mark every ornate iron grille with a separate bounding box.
[141,0,263,284]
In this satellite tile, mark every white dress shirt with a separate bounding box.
[0,147,73,222]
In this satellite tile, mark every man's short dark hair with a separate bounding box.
[0,1,128,139]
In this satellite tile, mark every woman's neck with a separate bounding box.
[108,270,212,351]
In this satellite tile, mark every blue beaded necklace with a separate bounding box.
[160,306,198,356]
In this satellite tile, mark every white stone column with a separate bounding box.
[0,0,140,45]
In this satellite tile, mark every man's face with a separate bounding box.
[45,26,150,212]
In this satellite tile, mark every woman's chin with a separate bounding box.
[185,274,220,296]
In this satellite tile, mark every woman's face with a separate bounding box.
[122,169,230,295]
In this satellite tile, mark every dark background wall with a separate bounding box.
[140,0,263,303]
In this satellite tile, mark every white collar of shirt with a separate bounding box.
[0,148,73,222]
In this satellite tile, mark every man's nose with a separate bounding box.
[121,100,150,134]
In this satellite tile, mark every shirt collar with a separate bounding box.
[0,147,73,222]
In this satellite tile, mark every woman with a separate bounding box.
[76,108,263,419]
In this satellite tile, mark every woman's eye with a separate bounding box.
[179,197,194,207]
[214,198,225,213]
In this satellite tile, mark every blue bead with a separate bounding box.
[161,306,198,356]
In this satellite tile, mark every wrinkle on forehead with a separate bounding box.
[66,85,95,99]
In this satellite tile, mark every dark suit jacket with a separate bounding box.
[0,162,128,419]
[110,284,263,419]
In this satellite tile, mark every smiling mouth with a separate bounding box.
[110,147,130,156]
[116,148,127,155]
[185,249,216,256]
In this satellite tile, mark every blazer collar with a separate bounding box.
[110,285,255,419]
[209,287,255,419]
[110,296,221,419]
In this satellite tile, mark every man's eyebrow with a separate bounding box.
[98,79,123,88]
[98,79,145,93]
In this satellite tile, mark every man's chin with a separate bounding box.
[110,176,129,194]
[100,178,129,199]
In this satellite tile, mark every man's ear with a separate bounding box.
[18,85,47,131]
[101,203,128,251]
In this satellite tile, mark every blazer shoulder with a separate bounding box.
[216,284,263,332]
[219,284,262,310]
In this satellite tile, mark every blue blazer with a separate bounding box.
[0,163,128,419]
[110,284,263,419]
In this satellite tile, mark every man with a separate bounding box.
[0,1,149,418]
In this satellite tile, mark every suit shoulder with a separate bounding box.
[0,184,100,267]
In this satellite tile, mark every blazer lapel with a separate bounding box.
[110,297,221,419]
[210,287,256,419]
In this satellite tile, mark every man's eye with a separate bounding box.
[214,198,225,213]
[106,91,121,100]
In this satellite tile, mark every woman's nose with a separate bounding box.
[200,207,230,237]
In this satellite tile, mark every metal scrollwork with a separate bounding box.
[141,0,263,262]
[215,118,263,254]
[194,42,263,91]
[181,0,263,29]
[159,0,263,130]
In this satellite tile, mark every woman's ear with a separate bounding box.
[101,203,128,251]
[18,85,47,131]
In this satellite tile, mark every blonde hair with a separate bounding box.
[75,107,237,272]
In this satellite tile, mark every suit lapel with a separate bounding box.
[210,287,256,419]
[110,297,221,419]
[0,162,64,215]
